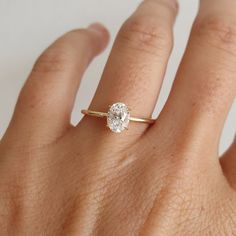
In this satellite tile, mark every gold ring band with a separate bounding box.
[81,109,155,124]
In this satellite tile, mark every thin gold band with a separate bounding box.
[81,109,155,124]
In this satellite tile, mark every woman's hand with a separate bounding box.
[0,0,236,235]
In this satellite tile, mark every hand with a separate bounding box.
[0,0,236,235]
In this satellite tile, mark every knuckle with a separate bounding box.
[193,16,236,56]
[32,46,72,74]
[118,16,173,56]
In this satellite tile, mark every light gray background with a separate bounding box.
[0,0,235,154]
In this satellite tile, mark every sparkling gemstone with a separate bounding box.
[107,103,130,133]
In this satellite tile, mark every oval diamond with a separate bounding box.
[107,103,130,133]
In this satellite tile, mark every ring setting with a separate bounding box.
[107,103,130,133]
[81,102,155,133]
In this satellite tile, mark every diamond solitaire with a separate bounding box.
[81,103,155,133]
[107,103,130,133]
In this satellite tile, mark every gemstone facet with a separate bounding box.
[107,103,130,133]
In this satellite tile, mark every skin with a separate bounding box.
[0,0,236,235]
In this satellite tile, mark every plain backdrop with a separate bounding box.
[0,0,235,154]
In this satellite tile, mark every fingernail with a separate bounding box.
[88,23,107,35]
[169,0,179,11]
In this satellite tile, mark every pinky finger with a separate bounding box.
[3,24,109,146]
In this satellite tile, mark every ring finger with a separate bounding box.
[79,0,178,147]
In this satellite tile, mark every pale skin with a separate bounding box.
[0,0,236,235]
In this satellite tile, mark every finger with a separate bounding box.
[80,0,178,143]
[5,24,109,145]
[151,0,236,152]
[220,137,236,187]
